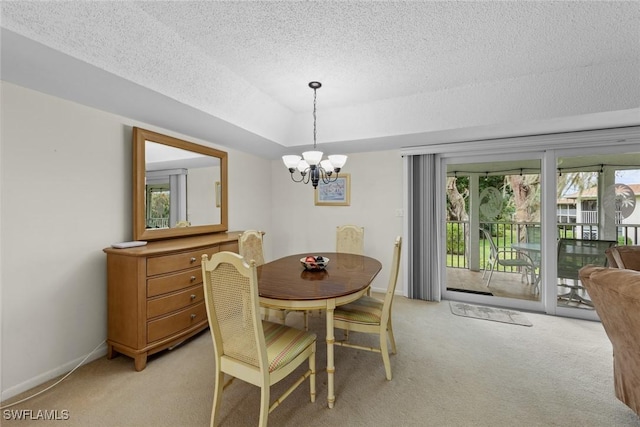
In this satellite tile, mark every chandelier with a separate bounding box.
[282,81,347,188]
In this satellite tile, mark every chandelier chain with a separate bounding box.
[313,87,317,149]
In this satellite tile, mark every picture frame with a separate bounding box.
[315,173,350,206]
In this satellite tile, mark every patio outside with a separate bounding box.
[445,169,640,308]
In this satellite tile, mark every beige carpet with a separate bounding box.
[449,301,533,326]
[2,296,639,426]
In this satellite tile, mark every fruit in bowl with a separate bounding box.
[300,255,329,270]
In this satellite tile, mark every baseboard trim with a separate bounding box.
[1,343,108,402]
[370,286,403,296]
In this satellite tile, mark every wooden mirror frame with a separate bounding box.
[133,127,228,241]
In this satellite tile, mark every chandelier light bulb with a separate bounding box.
[282,155,302,170]
[320,159,334,174]
[328,154,347,170]
[302,150,323,166]
[297,159,310,173]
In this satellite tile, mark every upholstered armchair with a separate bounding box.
[605,245,640,271]
[579,265,640,418]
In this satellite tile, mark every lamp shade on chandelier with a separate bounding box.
[282,81,347,189]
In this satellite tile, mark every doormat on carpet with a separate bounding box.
[449,302,532,327]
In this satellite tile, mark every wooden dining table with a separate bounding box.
[257,252,382,408]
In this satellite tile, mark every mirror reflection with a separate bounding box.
[145,141,221,229]
[133,127,228,241]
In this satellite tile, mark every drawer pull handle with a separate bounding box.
[190,314,197,320]
[190,276,196,282]
[190,257,196,263]
[190,294,196,300]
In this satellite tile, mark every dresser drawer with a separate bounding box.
[147,245,220,276]
[147,267,202,297]
[147,284,204,319]
[147,302,207,343]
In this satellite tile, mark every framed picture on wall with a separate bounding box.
[315,173,350,206]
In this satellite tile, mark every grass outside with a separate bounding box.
[447,224,556,272]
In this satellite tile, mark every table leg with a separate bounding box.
[325,299,336,408]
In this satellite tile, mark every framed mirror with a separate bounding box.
[133,127,228,241]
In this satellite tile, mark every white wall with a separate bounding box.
[187,165,221,225]
[270,150,404,292]
[0,82,402,401]
[0,82,272,400]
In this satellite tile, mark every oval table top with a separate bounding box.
[257,252,382,301]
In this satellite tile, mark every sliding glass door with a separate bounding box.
[441,147,639,317]
[554,150,640,317]
[443,154,544,312]
[401,127,639,319]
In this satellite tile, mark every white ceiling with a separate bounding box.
[1,1,639,159]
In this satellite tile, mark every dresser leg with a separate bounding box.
[134,354,147,371]
[106,344,118,360]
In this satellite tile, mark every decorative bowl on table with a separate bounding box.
[300,256,329,271]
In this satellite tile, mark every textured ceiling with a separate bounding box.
[1,1,639,158]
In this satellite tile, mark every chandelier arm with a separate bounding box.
[320,170,339,184]
[289,167,312,183]
[289,172,305,183]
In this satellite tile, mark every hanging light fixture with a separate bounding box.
[282,81,347,189]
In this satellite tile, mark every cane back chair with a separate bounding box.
[333,236,402,380]
[201,252,317,426]
[336,224,365,255]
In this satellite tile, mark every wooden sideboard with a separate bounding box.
[103,232,242,370]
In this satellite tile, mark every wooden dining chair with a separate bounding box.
[239,230,272,320]
[238,230,307,327]
[238,230,265,266]
[336,224,364,255]
[333,236,402,380]
[201,252,317,427]
[336,224,367,296]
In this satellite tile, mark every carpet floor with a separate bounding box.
[2,295,639,426]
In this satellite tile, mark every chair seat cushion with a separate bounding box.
[334,295,383,325]
[263,321,316,372]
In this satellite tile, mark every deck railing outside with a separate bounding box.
[147,217,169,228]
[447,221,639,270]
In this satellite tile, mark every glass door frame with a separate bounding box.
[545,142,640,320]
[440,150,547,314]
[441,142,639,320]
